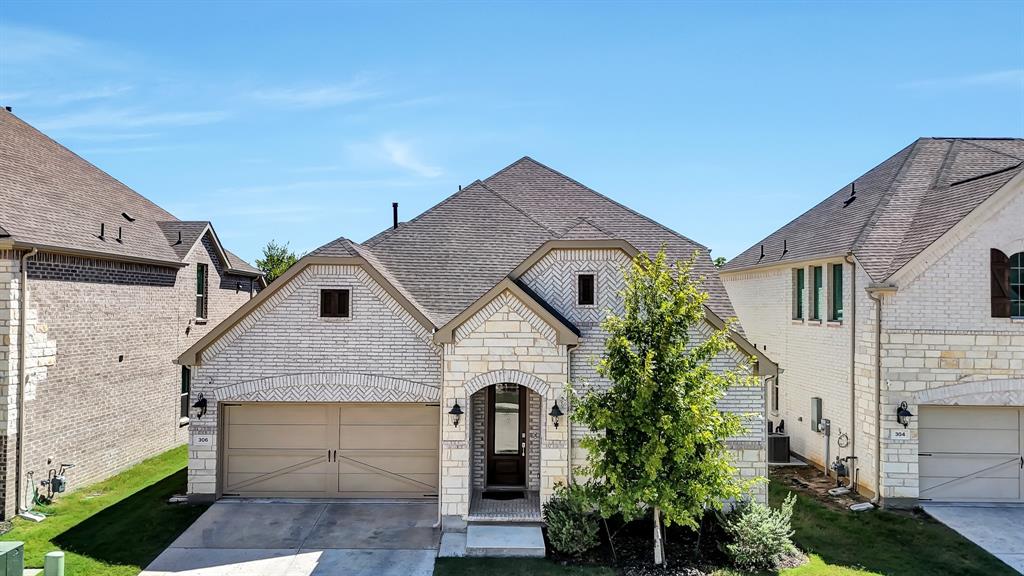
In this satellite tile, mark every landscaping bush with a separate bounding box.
[543,483,600,557]
[720,492,797,571]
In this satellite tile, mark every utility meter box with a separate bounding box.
[811,397,822,432]
[0,541,24,576]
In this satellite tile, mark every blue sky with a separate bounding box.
[2,2,1022,265]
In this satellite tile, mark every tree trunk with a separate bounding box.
[653,505,665,565]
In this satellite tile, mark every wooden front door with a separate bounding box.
[487,384,527,487]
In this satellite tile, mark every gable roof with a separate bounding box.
[0,109,261,278]
[723,138,1024,280]
[356,156,736,324]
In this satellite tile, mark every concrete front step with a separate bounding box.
[465,525,546,557]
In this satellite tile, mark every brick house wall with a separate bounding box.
[875,185,1024,502]
[0,233,256,518]
[188,262,441,497]
[520,248,768,502]
[722,182,1024,504]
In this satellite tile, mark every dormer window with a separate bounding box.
[577,273,596,306]
[320,289,351,318]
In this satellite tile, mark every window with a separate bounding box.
[320,289,351,318]
[179,366,191,424]
[991,249,1023,318]
[811,266,823,320]
[830,263,844,321]
[577,273,596,306]
[771,376,780,413]
[793,268,805,320]
[195,263,208,319]
[1013,253,1024,318]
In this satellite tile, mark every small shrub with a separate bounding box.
[720,492,797,571]
[543,483,601,556]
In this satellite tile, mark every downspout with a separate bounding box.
[15,248,37,514]
[867,288,884,505]
[434,338,443,529]
[844,254,857,489]
[566,344,576,485]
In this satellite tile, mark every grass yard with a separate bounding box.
[0,445,208,576]
[434,480,1016,576]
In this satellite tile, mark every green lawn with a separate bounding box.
[435,480,1016,576]
[0,445,208,576]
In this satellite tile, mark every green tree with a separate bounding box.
[570,249,759,566]
[713,256,727,268]
[256,240,298,283]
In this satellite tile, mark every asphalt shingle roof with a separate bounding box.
[0,109,260,276]
[723,138,1024,280]
[316,157,737,326]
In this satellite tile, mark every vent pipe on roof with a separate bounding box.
[117,226,123,243]
[99,223,105,240]
[782,239,788,256]
[174,231,182,245]
[759,244,765,260]
[844,182,857,207]
[392,202,399,229]
[122,212,135,222]
[4,106,10,112]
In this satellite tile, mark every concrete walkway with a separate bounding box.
[141,501,439,576]
[923,504,1024,574]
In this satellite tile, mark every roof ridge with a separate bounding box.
[490,156,709,250]
[476,180,559,237]
[849,139,922,261]
[362,180,482,247]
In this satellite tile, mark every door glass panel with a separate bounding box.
[494,384,520,455]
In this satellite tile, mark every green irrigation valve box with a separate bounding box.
[0,541,23,576]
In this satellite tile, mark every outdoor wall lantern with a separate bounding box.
[192,393,208,420]
[549,401,564,429]
[896,401,914,428]
[448,401,463,428]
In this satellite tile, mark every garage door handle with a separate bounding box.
[1020,456,1023,469]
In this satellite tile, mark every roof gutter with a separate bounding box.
[720,252,852,276]
[11,241,187,269]
[15,247,37,515]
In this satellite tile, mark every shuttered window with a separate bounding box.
[830,263,844,321]
[992,249,1012,318]
[320,289,351,318]
[793,268,804,320]
[811,266,823,320]
[195,263,208,319]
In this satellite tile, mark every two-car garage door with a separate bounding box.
[919,406,1024,503]
[222,403,439,499]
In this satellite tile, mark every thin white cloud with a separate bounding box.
[36,108,228,131]
[251,78,380,109]
[903,69,1024,89]
[379,136,443,178]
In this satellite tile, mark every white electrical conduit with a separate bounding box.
[844,253,858,491]
[16,247,38,514]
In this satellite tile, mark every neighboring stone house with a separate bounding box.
[721,138,1024,507]
[176,157,775,530]
[0,109,264,519]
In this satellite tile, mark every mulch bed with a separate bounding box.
[546,512,733,576]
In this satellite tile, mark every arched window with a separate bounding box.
[1012,252,1024,318]
[992,249,1024,318]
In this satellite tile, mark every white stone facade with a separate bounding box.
[722,180,1024,504]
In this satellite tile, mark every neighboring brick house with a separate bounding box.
[0,109,264,519]
[175,157,775,530]
[721,138,1024,507]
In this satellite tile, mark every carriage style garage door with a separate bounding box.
[222,403,439,499]
[919,406,1024,503]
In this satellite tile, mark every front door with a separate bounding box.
[487,384,527,487]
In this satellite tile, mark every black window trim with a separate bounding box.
[179,366,191,426]
[320,288,352,318]
[577,272,597,307]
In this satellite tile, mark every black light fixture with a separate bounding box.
[448,402,463,428]
[896,401,914,428]
[549,401,564,429]
[192,393,208,420]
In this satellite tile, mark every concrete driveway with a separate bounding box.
[141,501,439,576]
[923,504,1024,574]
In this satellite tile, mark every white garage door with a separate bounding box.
[919,406,1024,502]
[222,403,439,499]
